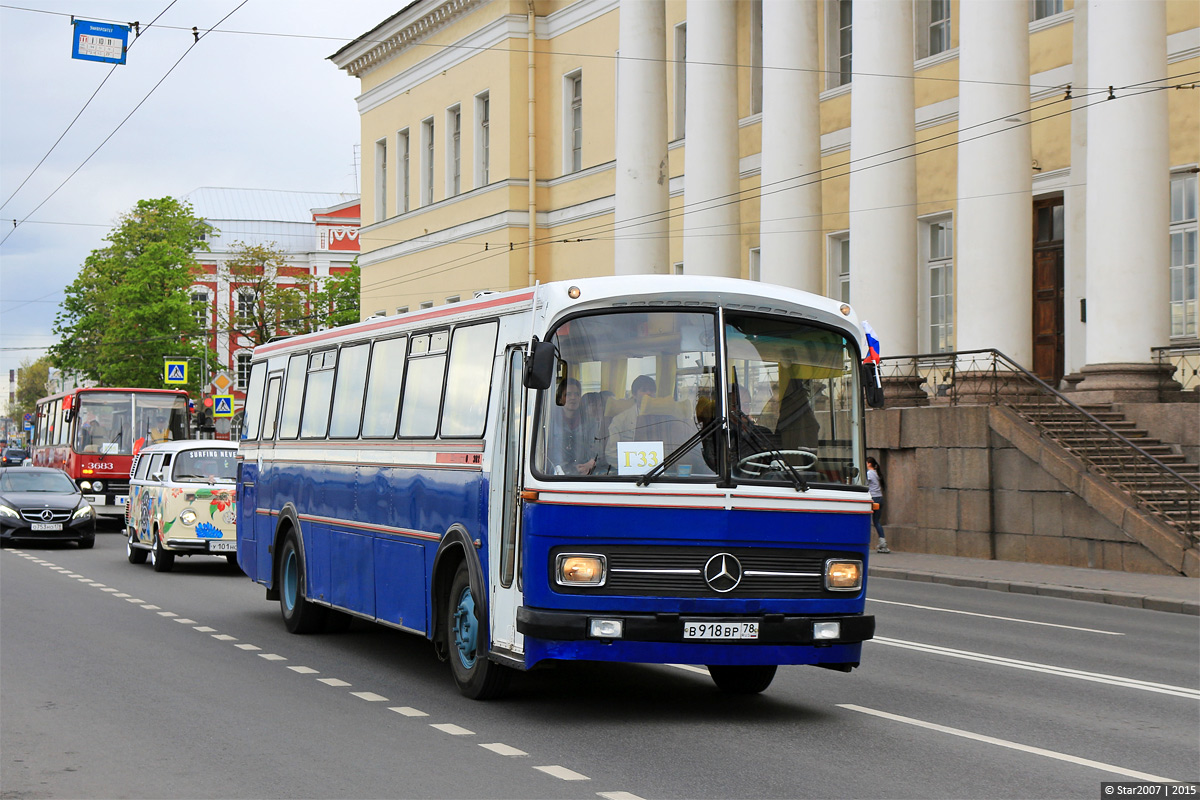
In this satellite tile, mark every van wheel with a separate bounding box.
[127,531,147,564]
[150,535,174,573]
[707,664,777,694]
[278,530,327,634]
[446,562,510,700]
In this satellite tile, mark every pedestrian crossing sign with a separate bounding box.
[164,360,188,384]
[212,395,235,418]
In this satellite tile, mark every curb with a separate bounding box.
[868,566,1200,616]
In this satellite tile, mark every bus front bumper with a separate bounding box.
[516,607,874,646]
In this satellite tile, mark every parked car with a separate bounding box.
[1,447,29,467]
[0,467,96,548]
[125,441,238,572]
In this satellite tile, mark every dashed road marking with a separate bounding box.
[101,587,119,593]
[212,634,237,641]
[141,604,160,610]
[66,573,82,578]
[235,643,261,651]
[480,743,527,757]
[158,611,177,617]
[534,765,590,781]
[259,654,287,661]
[193,626,216,632]
[390,707,427,717]
[431,723,473,736]
[599,793,646,800]
[124,598,144,603]
[318,678,351,687]
[288,666,319,674]
[114,592,131,598]
[351,691,389,702]
[174,618,198,624]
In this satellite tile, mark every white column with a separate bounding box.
[1064,0,1089,378]
[1084,0,1169,366]
[956,0,1032,364]
[614,0,669,276]
[759,0,821,292]
[682,0,739,278]
[848,0,917,355]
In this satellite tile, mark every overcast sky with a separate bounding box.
[0,0,400,403]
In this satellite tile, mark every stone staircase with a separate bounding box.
[1008,400,1200,539]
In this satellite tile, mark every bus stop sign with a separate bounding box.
[71,20,130,65]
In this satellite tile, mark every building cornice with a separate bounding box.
[331,0,486,78]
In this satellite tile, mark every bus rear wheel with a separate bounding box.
[446,562,510,700]
[278,531,327,634]
[707,664,777,694]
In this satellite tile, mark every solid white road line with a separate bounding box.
[869,598,1124,635]
[871,636,1200,698]
[838,704,1178,783]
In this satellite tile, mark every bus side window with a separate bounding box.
[241,363,267,441]
[277,354,308,439]
[441,321,498,437]
[329,343,370,439]
[362,337,407,438]
[300,350,336,439]
[399,333,448,438]
[261,376,283,441]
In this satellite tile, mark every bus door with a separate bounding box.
[488,347,526,653]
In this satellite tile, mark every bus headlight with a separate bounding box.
[179,509,197,526]
[825,559,862,591]
[555,554,606,587]
[91,480,104,493]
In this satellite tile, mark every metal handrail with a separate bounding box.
[878,348,1199,540]
[1152,342,1200,393]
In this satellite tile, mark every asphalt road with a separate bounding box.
[2,530,1197,800]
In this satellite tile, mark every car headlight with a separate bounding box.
[179,509,197,526]
[79,480,91,491]
[72,503,95,520]
[825,559,863,591]
[555,553,607,587]
[0,503,19,519]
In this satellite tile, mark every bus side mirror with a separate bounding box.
[861,363,885,409]
[524,339,557,390]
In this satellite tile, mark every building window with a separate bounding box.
[674,23,687,139]
[927,219,954,353]
[830,235,850,303]
[445,295,461,304]
[927,0,951,57]
[832,0,852,89]
[398,129,410,213]
[447,105,462,197]
[236,352,252,390]
[397,306,409,315]
[235,288,256,328]
[750,0,763,115]
[1031,0,1063,21]
[419,300,434,310]
[190,289,209,331]
[673,262,684,275]
[422,118,435,206]
[749,248,761,282]
[476,92,490,187]
[1170,171,1198,338]
[565,71,583,173]
[375,138,387,222]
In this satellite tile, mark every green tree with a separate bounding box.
[221,242,314,348]
[12,356,53,434]
[311,259,361,328]
[49,197,211,394]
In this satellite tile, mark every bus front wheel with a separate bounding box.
[707,664,777,694]
[446,562,510,700]
[278,531,327,634]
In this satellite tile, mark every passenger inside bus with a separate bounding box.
[546,378,602,475]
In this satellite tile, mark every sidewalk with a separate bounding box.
[868,550,1199,616]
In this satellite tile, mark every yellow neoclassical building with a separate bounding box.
[332,0,1198,392]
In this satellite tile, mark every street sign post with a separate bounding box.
[164,360,188,385]
[71,19,129,65]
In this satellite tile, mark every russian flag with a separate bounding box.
[862,321,881,365]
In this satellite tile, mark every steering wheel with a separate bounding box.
[736,449,818,476]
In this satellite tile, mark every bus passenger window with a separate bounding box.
[362,337,407,437]
[441,322,498,437]
[241,363,267,441]
[277,354,308,439]
[329,343,370,438]
[300,350,336,438]
[399,331,448,438]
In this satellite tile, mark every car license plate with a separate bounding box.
[116,496,128,506]
[682,620,759,640]
[31,523,63,532]
[208,540,236,552]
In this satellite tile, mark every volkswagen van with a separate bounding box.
[125,441,238,572]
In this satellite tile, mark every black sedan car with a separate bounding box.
[1,447,29,467]
[0,467,96,548]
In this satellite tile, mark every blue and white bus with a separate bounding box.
[236,276,882,698]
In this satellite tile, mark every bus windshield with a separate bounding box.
[74,393,190,455]
[533,309,864,488]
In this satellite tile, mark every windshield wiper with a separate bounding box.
[636,416,723,488]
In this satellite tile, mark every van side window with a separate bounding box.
[300,350,337,438]
[147,453,165,479]
[362,337,407,438]
[399,332,448,437]
[133,454,151,480]
[278,354,308,439]
[441,321,498,437]
[329,343,370,438]
[241,362,267,440]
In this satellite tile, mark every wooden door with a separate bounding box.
[1032,197,1065,384]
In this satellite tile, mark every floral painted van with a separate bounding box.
[125,441,238,572]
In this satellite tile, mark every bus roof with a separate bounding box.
[35,386,192,405]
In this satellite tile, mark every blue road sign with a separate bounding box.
[72,20,130,65]
[212,395,235,418]
[164,360,188,384]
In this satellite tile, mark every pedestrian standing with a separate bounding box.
[866,456,888,553]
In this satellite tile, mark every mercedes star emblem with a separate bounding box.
[39,509,55,521]
[703,552,743,593]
